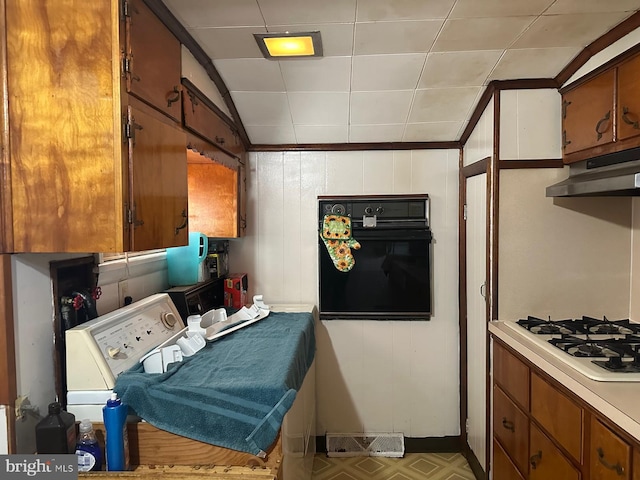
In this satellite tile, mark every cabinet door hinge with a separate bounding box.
[465,418,470,434]
[126,205,133,225]
[122,0,130,18]
[463,204,468,221]
[124,116,143,144]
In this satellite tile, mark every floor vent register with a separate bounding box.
[326,433,405,458]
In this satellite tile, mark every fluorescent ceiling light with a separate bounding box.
[254,31,323,59]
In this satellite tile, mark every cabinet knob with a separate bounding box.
[595,110,611,141]
[597,447,624,476]
[175,209,188,236]
[167,86,180,107]
[215,136,226,145]
[501,417,515,432]
[622,106,640,130]
[530,450,542,470]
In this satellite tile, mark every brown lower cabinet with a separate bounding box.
[492,337,640,480]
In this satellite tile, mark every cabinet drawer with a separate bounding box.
[529,422,581,480]
[493,341,530,410]
[494,385,529,476]
[531,372,582,462]
[493,438,525,480]
[590,418,631,480]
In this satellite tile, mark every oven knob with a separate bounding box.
[376,206,384,214]
[331,204,346,215]
[107,346,121,358]
[161,312,178,329]
[364,206,373,215]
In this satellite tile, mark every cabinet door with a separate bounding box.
[590,418,631,480]
[562,70,614,156]
[126,0,182,121]
[634,448,640,480]
[127,105,188,251]
[531,372,583,462]
[529,423,581,480]
[182,87,240,157]
[493,342,530,411]
[494,385,529,476]
[617,54,640,142]
[494,438,525,480]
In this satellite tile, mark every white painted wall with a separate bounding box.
[631,199,640,320]
[500,89,562,160]
[463,97,494,166]
[230,149,460,437]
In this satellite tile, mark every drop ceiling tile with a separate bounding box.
[432,17,535,52]
[288,92,350,125]
[404,122,464,142]
[349,124,405,143]
[215,59,286,91]
[246,125,296,144]
[419,50,503,88]
[280,57,351,91]
[512,12,631,48]
[231,92,292,125]
[489,47,582,79]
[295,125,349,143]
[409,87,481,122]
[352,54,426,91]
[546,0,640,14]
[163,0,264,28]
[354,20,443,55]
[357,0,456,21]
[268,23,355,56]
[351,91,414,124]
[257,0,356,25]
[188,26,267,59]
[450,0,555,18]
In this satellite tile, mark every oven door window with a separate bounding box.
[319,228,431,319]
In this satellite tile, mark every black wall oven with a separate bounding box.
[319,195,432,320]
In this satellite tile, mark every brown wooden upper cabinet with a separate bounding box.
[182,79,243,159]
[125,0,183,122]
[1,0,187,253]
[562,51,640,164]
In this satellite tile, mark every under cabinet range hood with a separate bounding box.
[546,148,640,197]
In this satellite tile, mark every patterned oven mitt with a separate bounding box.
[320,214,361,272]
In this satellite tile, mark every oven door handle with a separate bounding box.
[350,228,432,241]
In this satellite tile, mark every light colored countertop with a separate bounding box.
[489,320,640,443]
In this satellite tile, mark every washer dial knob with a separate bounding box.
[161,312,178,329]
[107,346,121,358]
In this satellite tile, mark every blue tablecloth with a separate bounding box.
[113,311,315,456]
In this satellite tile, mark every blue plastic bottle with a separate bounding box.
[75,419,102,472]
[102,393,130,471]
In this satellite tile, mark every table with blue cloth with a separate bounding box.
[113,311,315,457]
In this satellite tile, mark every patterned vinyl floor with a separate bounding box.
[311,452,476,480]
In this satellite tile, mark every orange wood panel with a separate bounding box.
[494,385,529,477]
[590,417,631,480]
[529,423,581,480]
[128,104,188,251]
[6,0,125,252]
[617,54,640,142]
[563,70,615,157]
[531,372,583,462]
[493,341,530,411]
[187,150,239,238]
[493,438,526,480]
[92,422,282,469]
[126,0,182,122]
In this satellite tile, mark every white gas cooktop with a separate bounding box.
[502,317,640,382]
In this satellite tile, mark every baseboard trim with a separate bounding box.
[464,446,486,480]
[315,435,463,454]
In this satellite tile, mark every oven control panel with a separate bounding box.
[319,195,430,228]
[66,294,185,391]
